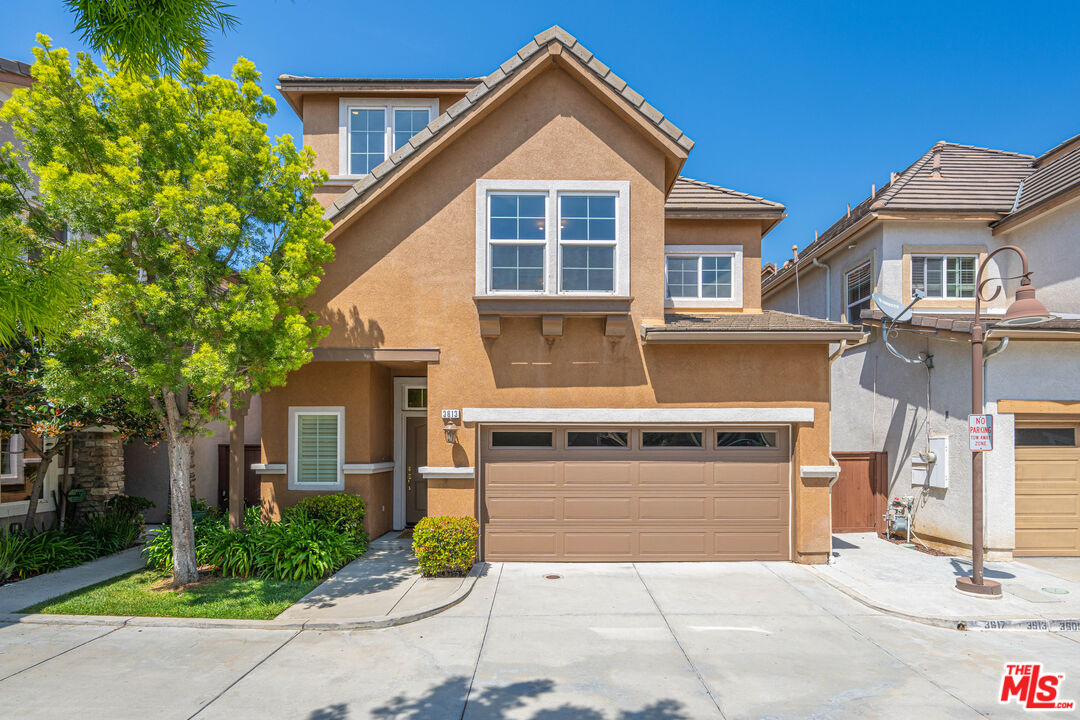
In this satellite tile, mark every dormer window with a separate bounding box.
[664,245,743,309]
[339,99,439,176]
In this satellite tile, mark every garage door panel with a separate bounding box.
[563,532,634,557]
[486,462,558,487]
[1017,494,1080,518]
[639,496,707,520]
[639,462,708,485]
[713,461,787,487]
[482,424,790,562]
[714,496,787,521]
[485,531,557,558]
[714,531,787,559]
[563,462,633,486]
[639,532,708,556]
[486,497,558,521]
[563,497,633,520]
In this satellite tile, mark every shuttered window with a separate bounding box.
[845,262,872,321]
[912,255,976,299]
[289,408,344,489]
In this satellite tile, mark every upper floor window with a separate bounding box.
[664,245,743,309]
[912,255,975,299]
[845,262,872,321]
[340,99,438,176]
[475,180,630,297]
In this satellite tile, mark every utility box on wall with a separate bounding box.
[911,436,949,489]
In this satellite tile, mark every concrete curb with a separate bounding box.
[0,563,483,632]
[806,566,1080,632]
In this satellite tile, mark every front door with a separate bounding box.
[405,416,428,525]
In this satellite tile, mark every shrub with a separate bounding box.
[283,494,367,540]
[257,515,365,582]
[0,529,34,582]
[142,525,173,571]
[0,527,97,582]
[413,516,478,577]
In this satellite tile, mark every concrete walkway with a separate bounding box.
[815,532,1080,630]
[0,546,146,614]
[277,532,474,624]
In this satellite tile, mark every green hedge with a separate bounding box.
[144,494,368,583]
[413,516,478,577]
[282,494,367,541]
[0,495,152,584]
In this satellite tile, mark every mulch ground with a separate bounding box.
[878,531,951,557]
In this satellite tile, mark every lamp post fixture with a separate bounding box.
[957,245,1050,598]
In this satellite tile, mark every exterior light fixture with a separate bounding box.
[443,419,459,445]
[959,245,1049,598]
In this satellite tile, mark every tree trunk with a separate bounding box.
[163,390,199,585]
[21,431,60,532]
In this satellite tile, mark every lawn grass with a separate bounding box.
[21,569,321,620]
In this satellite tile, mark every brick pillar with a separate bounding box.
[72,430,126,515]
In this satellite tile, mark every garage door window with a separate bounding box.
[717,431,778,448]
[566,431,629,448]
[491,431,553,448]
[1016,427,1076,447]
[642,431,703,448]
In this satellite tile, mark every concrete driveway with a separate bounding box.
[2,561,1079,719]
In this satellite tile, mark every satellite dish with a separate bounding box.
[873,293,913,323]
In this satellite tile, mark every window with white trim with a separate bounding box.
[288,407,345,490]
[912,255,976,299]
[845,262,872,321]
[476,181,630,296]
[342,100,437,176]
[664,245,742,308]
[0,434,24,485]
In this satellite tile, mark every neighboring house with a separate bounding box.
[763,137,1080,559]
[256,26,861,564]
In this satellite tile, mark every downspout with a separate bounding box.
[825,338,848,561]
[811,257,831,320]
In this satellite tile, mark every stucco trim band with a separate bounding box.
[312,348,441,362]
[461,408,814,424]
[343,462,396,475]
[642,330,866,343]
[252,463,286,475]
[419,466,476,479]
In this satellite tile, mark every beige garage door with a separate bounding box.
[481,425,791,561]
[1015,421,1080,557]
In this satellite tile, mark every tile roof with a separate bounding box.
[665,177,785,214]
[322,26,694,225]
[869,142,1033,213]
[861,309,1080,334]
[0,57,32,78]
[1010,134,1080,216]
[763,141,1037,295]
[645,310,862,334]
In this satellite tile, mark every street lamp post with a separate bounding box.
[956,245,1050,598]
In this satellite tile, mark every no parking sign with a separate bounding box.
[969,414,994,451]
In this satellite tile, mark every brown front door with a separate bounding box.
[405,416,428,525]
[831,452,887,533]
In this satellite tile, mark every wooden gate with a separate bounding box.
[216,444,262,511]
[831,451,887,533]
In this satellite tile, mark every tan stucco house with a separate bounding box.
[255,26,861,564]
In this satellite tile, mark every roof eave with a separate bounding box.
[992,183,1080,234]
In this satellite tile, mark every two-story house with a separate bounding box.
[255,27,862,564]
[763,137,1080,559]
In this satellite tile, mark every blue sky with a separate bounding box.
[3,1,1078,266]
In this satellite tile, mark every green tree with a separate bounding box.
[3,38,333,584]
[0,145,90,344]
[66,0,238,75]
